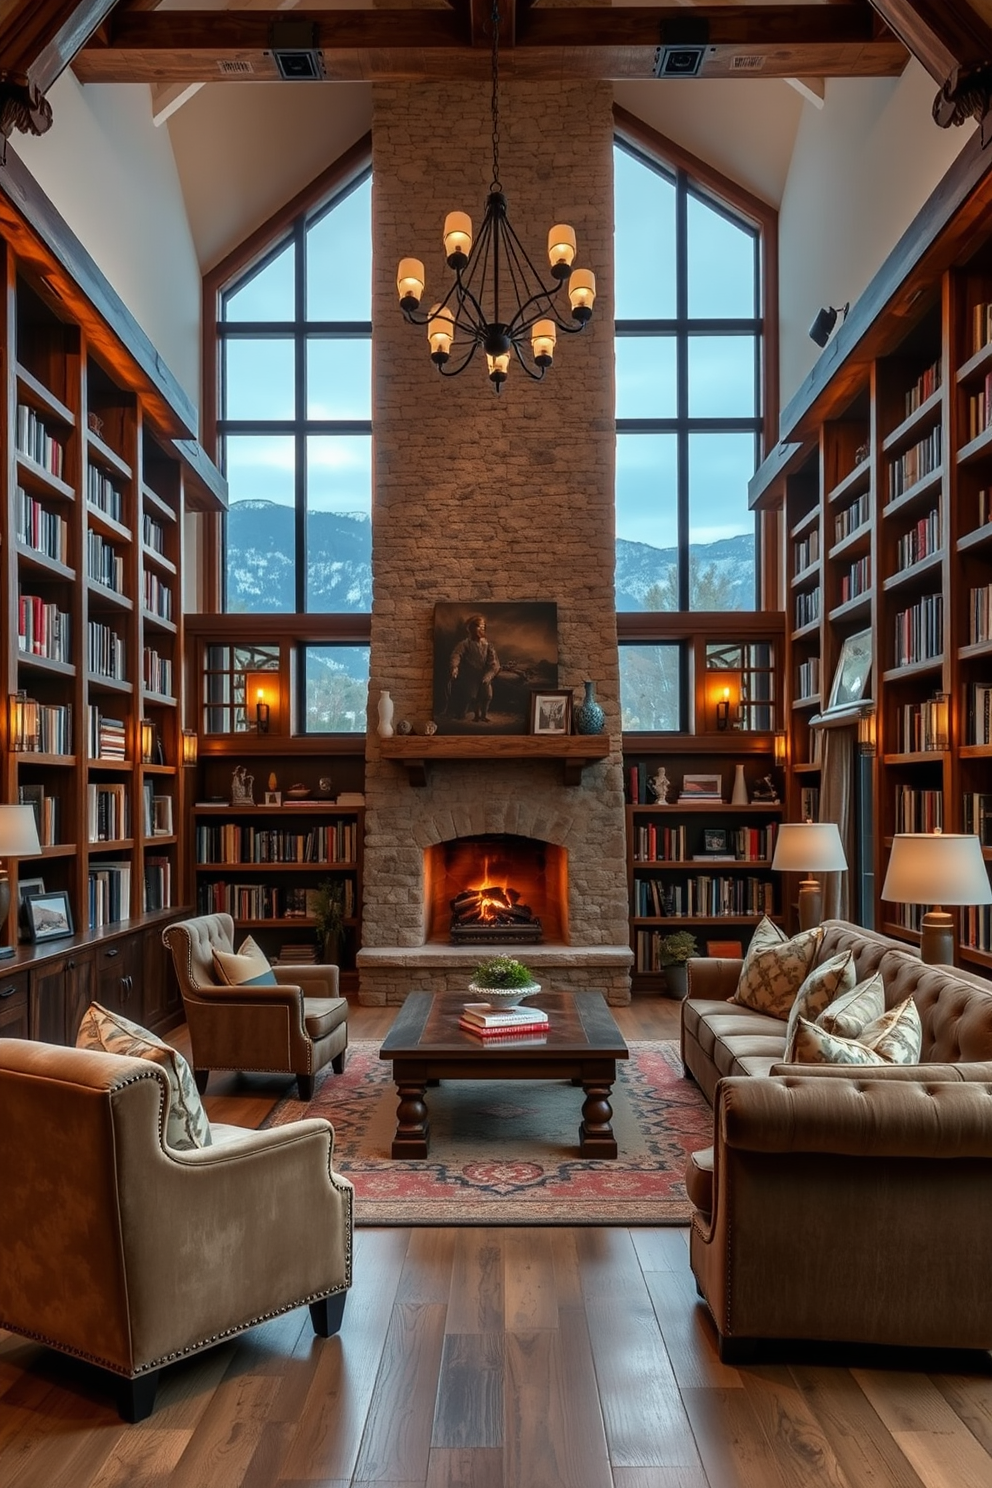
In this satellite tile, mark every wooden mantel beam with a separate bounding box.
[72,6,908,85]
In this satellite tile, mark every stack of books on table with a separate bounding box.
[458,1003,550,1041]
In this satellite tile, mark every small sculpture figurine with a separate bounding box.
[396,719,413,735]
[318,776,333,796]
[423,721,438,736]
[751,773,780,804]
[231,765,255,805]
[648,766,671,804]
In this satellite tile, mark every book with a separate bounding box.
[457,1019,549,1041]
[462,1003,549,1027]
[691,853,735,862]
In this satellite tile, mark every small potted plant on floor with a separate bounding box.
[312,878,346,964]
[467,955,541,1008]
[658,930,698,999]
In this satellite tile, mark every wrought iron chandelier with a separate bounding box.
[395,0,596,392]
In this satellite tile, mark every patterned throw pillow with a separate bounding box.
[76,1002,212,1150]
[860,996,923,1065]
[792,1018,888,1066]
[213,933,278,988]
[783,951,857,1059]
[816,972,885,1040]
[733,922,824,1019]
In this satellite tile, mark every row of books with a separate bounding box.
[143,514,165,554]
[273,943,318,965]
[966,682,992,745]
[965,373,992,442]
[87,783,130,843]
[143,571,173,619]
[17,485,69,564]
[962,793,992,846]
[886,425,941,502]
[893,592,943,667]
[961,905,992,953]
[636,876,775,920]
[86,530,125,593]
[143,857,172,913]
[894,786,943,833]
[14,699,72,755]
[143,646,173,696]
[971,300,992,356]
[87,465,124,522]
[795,587,820,630]
[196,881,356,921]
[16,403,65,478]
[87,707,126,760]
[834,491,871,544]
[839,556,870,603]
[88,862,132,928]
[796,656,821,701]
[968,583,992,646]
[18,784,58,847]
[459,1003,549,1040]
[894,504,940,572]
[195,821,359,864]
[905,356,941,415]
[283,881,357,918]
[897,702,945,754]
[18,594,71,661]
[88,619,126,680]
[632,822,777,865]
[794,529,819,572]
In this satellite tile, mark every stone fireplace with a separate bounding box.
[425,833,567,945]
[357,74,632,1004]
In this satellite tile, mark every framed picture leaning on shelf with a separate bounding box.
[826,628,872,711]
[25,889,73,943]
[530,689,572,736]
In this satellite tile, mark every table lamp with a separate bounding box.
[0,804,43,959]
[771,821,848,931]
[881,831,992,964]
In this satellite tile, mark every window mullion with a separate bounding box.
[675,170,690,612]
[295,216,308,614]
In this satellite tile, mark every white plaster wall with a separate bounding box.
[779,60,975,405]
[16,72,201,407]
[613,78,803,209]
[166,83,372,272]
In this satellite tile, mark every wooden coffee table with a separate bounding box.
[378,990,629,1159]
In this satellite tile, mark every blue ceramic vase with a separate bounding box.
[574,680,606,735]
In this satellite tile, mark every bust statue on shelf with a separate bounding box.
[231,765,255,806]
[751,773,780,804]
[648,766,672,804]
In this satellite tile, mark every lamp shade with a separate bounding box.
[0,804,42,858]
[881,833,992,906]
[771,821,848,873]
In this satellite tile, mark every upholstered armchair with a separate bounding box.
[162,912,348,1099]
[0,1038,353,1421]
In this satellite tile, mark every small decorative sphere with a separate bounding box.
[396,719,413,735]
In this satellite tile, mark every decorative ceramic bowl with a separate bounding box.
[285,785,311,800]
[466,981,541,1009]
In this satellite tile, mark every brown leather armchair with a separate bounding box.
[0,1038,353,1421]
[162,912,348,1099]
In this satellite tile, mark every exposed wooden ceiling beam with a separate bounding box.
[0,1,120,92]
[72,6,907,86]
[868,2,992,86]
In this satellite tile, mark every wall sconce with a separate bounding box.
[708,672,740,731]
[245,672,278,734]
[924,692,950,752]
[140,718,154,764]
[857,705,876,757]
[8,691,39,753]
[181,729,198,767]
[774,732,787,767]
[808,301,849,348]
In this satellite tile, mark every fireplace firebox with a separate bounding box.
[424,834,568,945]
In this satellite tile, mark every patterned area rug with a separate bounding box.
[264,1039,712,1225]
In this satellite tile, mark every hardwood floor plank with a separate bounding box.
[933,1372,992,1456]
[854,1369,979,1433]
[738,1365,851,1487]
[549,1228,584,1309]
[575,1224,652,1301]
[681,1386,793,1488]
[631,1227,691,1275]
[426,1446,504,1488]
[504,1228,558,1331]
[164,1371,284,1488]
[431,1333,504,1449]
[0,1361,128,1488]
[88,1429,190,1488]
[645,1264,742,1391]
[351,1302,448,1482]
[504,1326,613,1488]
[445,1229,504,1334]
[892,1428,992,1488]
[612,1469,710,1488]
[584,1293,702,1469]
[277,1231,411,1483]
[790,1364,929,1488]
[396,1228,457,1305]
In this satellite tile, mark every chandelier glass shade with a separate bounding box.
[395,2,595,391]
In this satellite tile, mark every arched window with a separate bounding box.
[217,171,372,615]
[614,138,764,613]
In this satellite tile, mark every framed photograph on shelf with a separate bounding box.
[530,689,572,736]
[18,877,45,938]
[826,629,872,711]
[680,773,722,799]
[263,791,282,807]
[703,828,728,853]
[24,889,74,943]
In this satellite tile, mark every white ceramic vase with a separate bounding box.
[731,762,748,805]
[377,689,395,738]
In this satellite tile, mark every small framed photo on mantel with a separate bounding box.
[530,689,572,736]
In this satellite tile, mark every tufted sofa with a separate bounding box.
[681,920,992,1358]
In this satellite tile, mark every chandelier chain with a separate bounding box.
[490,0,501,192]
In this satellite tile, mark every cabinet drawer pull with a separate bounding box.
[105,948,119,959]
[0,984,17,999]
[66,960,75,971]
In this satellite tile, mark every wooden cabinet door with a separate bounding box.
[30,958,71,1043]
[93,936,139,1018]
[0,971,30,1039]
[64,951,95,1043]
[139,927,178,1031]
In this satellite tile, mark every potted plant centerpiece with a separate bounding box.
[658,930,698,999]
[467,955,541,1008]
